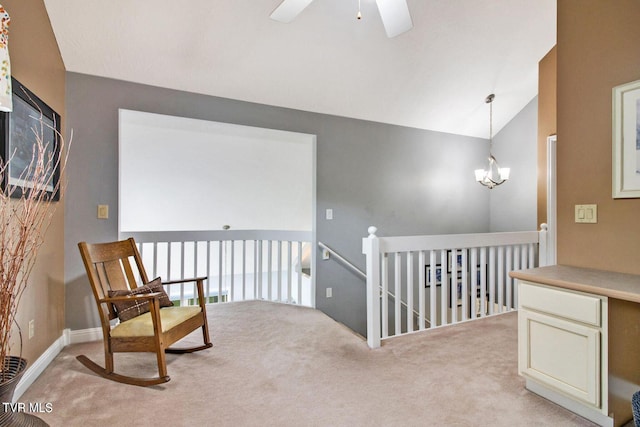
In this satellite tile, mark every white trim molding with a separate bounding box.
[68,327,102,344]
[12,327,102,402]
[13,333,67,402]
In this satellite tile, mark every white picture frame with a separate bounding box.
[612,78,640,198]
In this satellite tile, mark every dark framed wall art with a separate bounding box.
[0,77,62,200]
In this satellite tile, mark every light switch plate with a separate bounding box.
[97,204,109,219]
[575,204,597,223]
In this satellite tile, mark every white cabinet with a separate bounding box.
[512,265,640,427]
[518,281,609,425]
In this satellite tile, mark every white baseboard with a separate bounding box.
[525,378,614,427]
[68,327,102,344]
[12,327,102,402]
[13,333,67,402]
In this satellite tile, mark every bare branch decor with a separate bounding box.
[0,107,69,378]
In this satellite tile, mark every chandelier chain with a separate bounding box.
[486,93,494,152]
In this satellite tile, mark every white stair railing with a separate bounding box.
[125,230,313,307]
[362,224,548,349]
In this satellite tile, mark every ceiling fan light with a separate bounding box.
[375,0,413,37]
[271,0,413,38]
[270,0,315,23]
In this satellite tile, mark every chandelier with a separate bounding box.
[475,94,510,189]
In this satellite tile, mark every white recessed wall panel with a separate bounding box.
[119,109,314,232]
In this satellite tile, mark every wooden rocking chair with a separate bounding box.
[77,238,212,386]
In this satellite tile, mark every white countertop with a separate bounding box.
[510,265,640,304]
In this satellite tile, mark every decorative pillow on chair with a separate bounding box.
[108,277,173,322]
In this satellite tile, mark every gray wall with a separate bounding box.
[65,72,495,336]
[489,96,539,232]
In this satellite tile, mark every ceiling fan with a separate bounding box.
[270,0,413,38]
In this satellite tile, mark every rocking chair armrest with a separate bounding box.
[98,292,164,304]
[161,277,208,309]
[161,277,207,286]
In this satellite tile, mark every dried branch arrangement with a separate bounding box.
[0,114,68,379]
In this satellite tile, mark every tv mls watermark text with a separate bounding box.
[2,402,53,413]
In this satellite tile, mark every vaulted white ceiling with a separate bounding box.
[43,0,556,138]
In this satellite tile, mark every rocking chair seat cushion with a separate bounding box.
[111,306,202,337]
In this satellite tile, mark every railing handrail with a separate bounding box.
[124,229,312,243]
[318,241,365,279]
[376,229,541,253]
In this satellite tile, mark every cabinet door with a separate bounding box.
[519,309,601,407]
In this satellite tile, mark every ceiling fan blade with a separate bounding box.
[375,0,413,38]
[270,0,315,23]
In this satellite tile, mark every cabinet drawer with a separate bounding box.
[519,282,601,326]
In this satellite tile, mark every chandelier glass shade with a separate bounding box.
[475,94,509,189]
[474,155,510,189]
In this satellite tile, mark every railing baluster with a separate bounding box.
[218,240,223,303]
[394,252,401,336]
[488,247,495,315]
[167,242,172,281]
[138,243,145,281]
[297,242,303,305]
[241,240,246,301]
[406,251,414,333]
[418,250,426,330]
[257,240,263,299]
[418,251,427,331]
[440,249,448,327]
[507,245,522,309]
[153,242,158,280]
[287,241,292,304]
[180,242,186,306]
[480,247,487,317]
[253,240,258,299]
[505,245,513,309]
[461,249,468,321]
[230,240,235,302]
[470,248,478,320]
[528,243,535,268]
[451,249,458,324]
[267,240,273,301]
[381,253,389,339]
[497,246,505,313]
[277,240,282,302]
[428,251,436,328]
[205,239,211,301]
[194,241,199,304]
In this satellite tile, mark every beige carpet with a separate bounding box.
[20,301,595,426]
